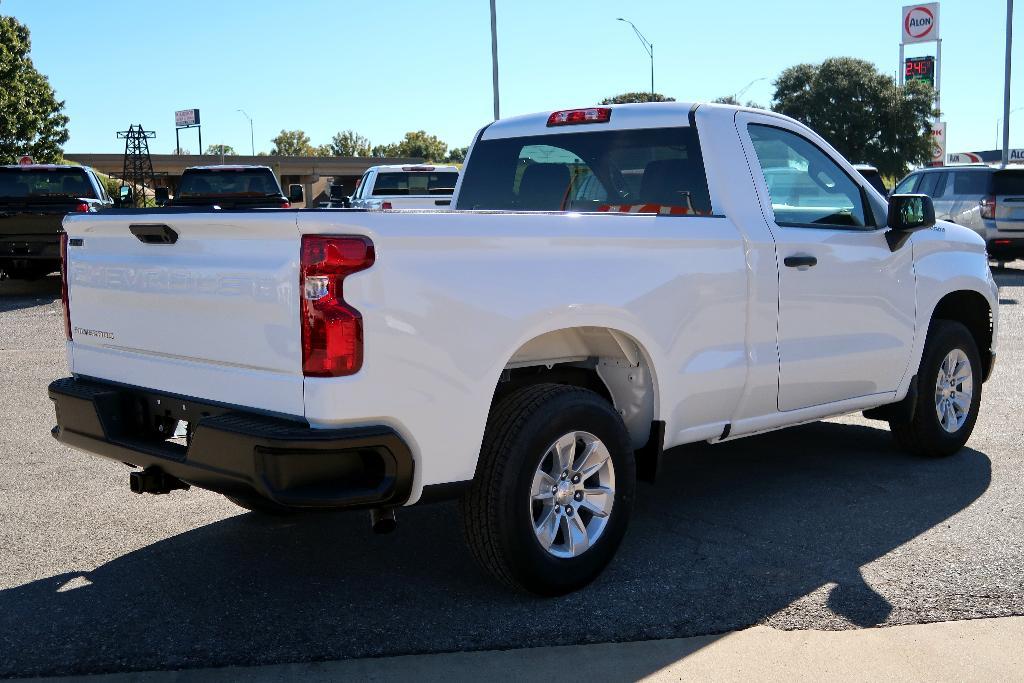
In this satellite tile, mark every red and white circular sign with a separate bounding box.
[18,155,34,166]
[904,6,936,41]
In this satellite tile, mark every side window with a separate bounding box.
[748,124,869,229]
[953,172,989,196]
[917,173,941,197]
[88,170,109,202]
[894,174,919,194]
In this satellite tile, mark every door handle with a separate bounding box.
[129,224,178,244]
[783,255,817,268]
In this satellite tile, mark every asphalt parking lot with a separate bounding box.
[1,268,1023,679]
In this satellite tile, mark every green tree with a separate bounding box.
[772,57,936,178]
[599,92,675,104]
[330,130,371,156]
[370,131,448,161]
[0,15,70,164]
[205,144,236,155]
[314,144,333,157]
[270,129,314,156]
[396,131,447,161]
[371,143,399,157]
[446,146,469,163]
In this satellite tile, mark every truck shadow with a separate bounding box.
[0,273,60,312]
[0,421,991,677]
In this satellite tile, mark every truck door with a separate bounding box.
[736,113,916,412]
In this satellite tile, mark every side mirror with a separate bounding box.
[154,187,170,206]
[115,186,134,208]
[288,184,304,204]
[886,194,935,251]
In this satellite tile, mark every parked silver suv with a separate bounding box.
[894,164,1024,261]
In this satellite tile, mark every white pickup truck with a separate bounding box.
[50,103,998,595]
[347,164,459,210]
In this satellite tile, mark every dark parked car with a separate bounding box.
[0,164,113,280]
[162,165,303,209]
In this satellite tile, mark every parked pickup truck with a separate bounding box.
[162,165,303,209]
[348,164,459,209]
[50,103,998,595]
[0,164,113,279]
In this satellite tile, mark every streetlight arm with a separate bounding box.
[617,18,652,57]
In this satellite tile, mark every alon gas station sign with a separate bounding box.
[902,3,939,44]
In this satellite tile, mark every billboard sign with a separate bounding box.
[930,122,946,165]
[946,152,983,165]
[902,3,939,44]
[175,109,200,127]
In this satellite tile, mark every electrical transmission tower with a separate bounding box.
[116,125,156,207]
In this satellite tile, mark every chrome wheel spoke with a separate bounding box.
[534,506,559,550]
[951,393,971,414]
[574,441,610,481]
[579,486,614,518]
[564,511,590,555]
[531,469,555,502]
[552,433,576,473]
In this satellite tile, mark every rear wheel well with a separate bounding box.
[931,290,994,380]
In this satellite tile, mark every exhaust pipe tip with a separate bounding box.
[369,507,397,534]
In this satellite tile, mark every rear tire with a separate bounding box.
[889,320,982,457]
[459,384,636,595]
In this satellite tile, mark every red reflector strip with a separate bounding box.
[994,240,1012,246]
[547,108,612,127]
[60,232,71,340]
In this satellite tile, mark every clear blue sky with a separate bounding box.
[4,0,1020,156]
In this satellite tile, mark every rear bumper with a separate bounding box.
[987,237,1024,259]
[48,376,414,509]
[0,234,60,260]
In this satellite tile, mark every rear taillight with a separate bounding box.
[280,201,292,209]
[980,195,996,220]
[547,107,612,126]
[381,201,393,210]
[75,202,89,213]
[300,235,375,377]
[60,232,71,340]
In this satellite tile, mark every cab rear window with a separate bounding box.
[178,169,280,197]
[371,172,458,196]
[455,127,712,215]
[0,168,95,199]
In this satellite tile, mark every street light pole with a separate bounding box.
[237,109,255,156]
[490,0,500,120]
[996,108,1024,149]
[617,18,654,97]
[734,77,768,103]
[1002,0,1014,166]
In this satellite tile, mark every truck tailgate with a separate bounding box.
[64,212,305,417]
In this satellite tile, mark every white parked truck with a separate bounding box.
[50,103,998,595]
[348,164,459,210]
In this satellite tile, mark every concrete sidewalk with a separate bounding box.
[60,617,1024,682]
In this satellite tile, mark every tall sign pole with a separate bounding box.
[901,3,943,163]
[1003,0,1014,167]
[490,0,500,121]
